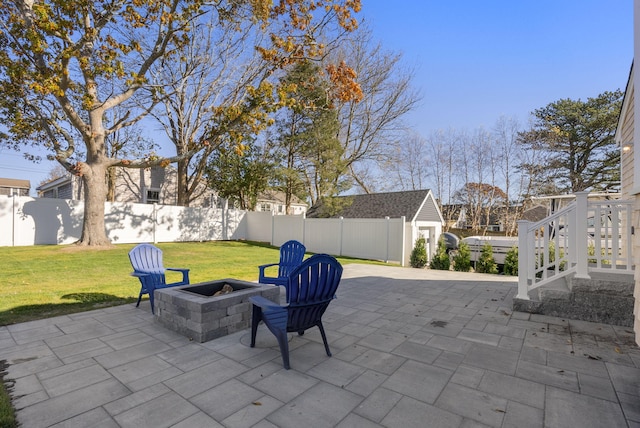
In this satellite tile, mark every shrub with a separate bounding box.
[410,235,428,268]
[453,241,472,272]
[476,243,498,274]
[430,236,450,270]
[504,246,518,276]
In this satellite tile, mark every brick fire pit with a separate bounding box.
[154,279,280,343]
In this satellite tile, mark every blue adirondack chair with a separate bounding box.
[128,243,190,314]
[250,254,343,369]
[258,240,306,286]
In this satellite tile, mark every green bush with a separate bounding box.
[504,246,518,276]
[410,236,428,268]
[429,236,450,270]
[453,241,472,272]
[476,243,498,274]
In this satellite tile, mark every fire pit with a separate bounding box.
[154,279,280,343]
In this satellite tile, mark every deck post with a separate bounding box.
[574,192,591,279]
[516,220,530,300]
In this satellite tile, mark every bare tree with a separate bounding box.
[152,12,266,206]
[330,25,422,193]
[492,116,522,235]
[386,131,429,191]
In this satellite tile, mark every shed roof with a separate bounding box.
[307,189,441,223]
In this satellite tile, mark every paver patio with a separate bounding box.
[1,264,639,427]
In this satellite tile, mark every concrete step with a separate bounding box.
[512,272,635,327]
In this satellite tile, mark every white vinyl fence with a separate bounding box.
[1,196,408,265]
[0,196,247,246]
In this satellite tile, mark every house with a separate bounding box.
[307,189,444,260]
[255,190,307,215]
[37,165,217,207]
[0,178,30,196]
[615,56,639,344]
[441,203,506,231]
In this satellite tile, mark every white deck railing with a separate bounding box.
[517,192,634,300]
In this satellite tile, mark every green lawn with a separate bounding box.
[0,241,386,326]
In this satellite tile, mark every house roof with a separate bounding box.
[307,189,441,222]
[257,190,307,206]
[36,174,72,191]
[0,178,30,189]
[520,204,549,222]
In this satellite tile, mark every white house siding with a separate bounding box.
[632,16,640,344]
[621,82,635,197]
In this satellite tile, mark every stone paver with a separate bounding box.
[1,264,638,427]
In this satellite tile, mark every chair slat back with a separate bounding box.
[287,254,342,305]
[285,254,342,330]
[277,240,306,278]
[129,244,167,285]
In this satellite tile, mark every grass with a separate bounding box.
[0,240,386,326]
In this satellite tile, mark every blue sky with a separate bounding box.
[0,1,634,194]
[362,0,633,131]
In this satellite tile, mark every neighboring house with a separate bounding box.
[307,189,444,261]
[37,166,217,207]
[519,204,549,223]
[0,178,30,196]
[441,204,466,229]
[615,57,639,344]
[255,190,307,215]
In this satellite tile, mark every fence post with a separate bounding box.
[339,216,344,256]
[516,220,530,300]
[12,194,16,246]
[574,191,590,279]
[302,211,306,247]
[384,217,390,263]
[400,216,406,266]
[153,203,158,244]
[271,211,275,245]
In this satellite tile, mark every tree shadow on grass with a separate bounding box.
[0,293,138,326]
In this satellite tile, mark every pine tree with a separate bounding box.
[410,236,428,268]
[476,243,498,274]
[430,236,450,271]
[453,241,472,272]
[504,246,518,276]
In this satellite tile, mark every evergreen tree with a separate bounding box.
[476,243,498,274]
[453,241,472,272]
[504,246,518,276]
[430,236,450,271]
[410,236,428,268]
[517,90,623,193]
[273,60,348,213]
[207,138,277,210]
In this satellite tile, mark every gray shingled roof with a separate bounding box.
[307,189,431,221]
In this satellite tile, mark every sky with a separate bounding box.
[0,0,634,196]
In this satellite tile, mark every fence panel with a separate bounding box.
[246,211,273,243]
[106,202,155,243]
[272,215,304,246]
[0,196,16,246]
[342,218,403,262]
[304,218,342,255]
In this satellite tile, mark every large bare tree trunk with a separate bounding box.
[177,157,189,206]
[78,161,111,246]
